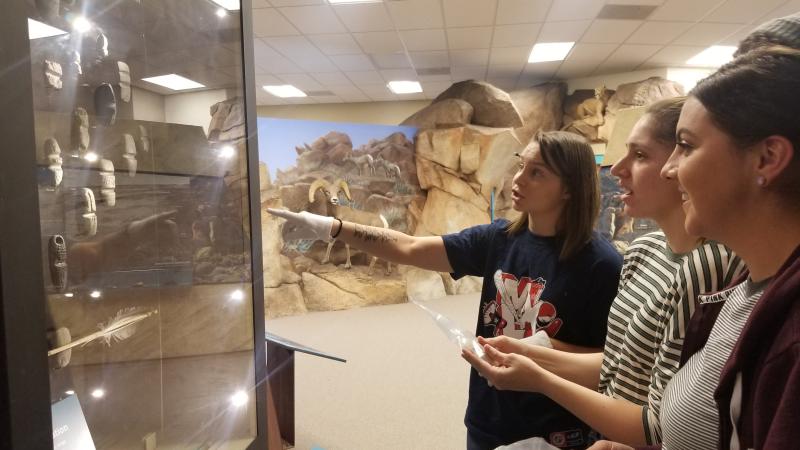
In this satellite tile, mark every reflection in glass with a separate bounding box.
[27,0,258,447]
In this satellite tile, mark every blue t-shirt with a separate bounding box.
[443,219,622,449]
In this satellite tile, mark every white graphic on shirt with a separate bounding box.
[484,269,563,338]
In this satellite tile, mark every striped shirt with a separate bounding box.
[660,279,768,450]
[598,232,744,444]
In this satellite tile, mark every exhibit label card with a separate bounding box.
[51,395,96,450]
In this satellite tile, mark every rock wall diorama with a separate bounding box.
[261,76,683,319]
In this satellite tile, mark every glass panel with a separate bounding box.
[28,0,257,448]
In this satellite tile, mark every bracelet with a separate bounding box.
[331,217,344,239]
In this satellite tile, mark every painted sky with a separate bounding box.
[257,117,418,178]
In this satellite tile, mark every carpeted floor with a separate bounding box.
[265,293,481,450]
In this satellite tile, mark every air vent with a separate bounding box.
[597,4,658,20]
[416,67,451,76]
[305,90,335,96]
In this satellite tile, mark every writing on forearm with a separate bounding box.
[353,224,398,244]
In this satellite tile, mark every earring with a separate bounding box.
[757,176,766,186]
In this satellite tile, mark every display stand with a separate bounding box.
[265,332,346,448]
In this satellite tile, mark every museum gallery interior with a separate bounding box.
[1,0,797,449]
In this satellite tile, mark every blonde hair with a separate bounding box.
[506,131,600,260]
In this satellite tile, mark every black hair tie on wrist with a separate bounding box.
[331,217,344,239]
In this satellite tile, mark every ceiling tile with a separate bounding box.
[488,64,524,78]
[410,51,450,69]
[581,19,643,44]
[313,95,344,103]
[279,5,347,34]
[284,97,318,104]
[255,74,283,86]
[278,73,325,90]
[546,0,606,21]
[421,80,454,97]
[522,60,561,79]
[329,54,375,71]
[333,3,394,33]
[418,71,453,81]
[644,45,706,66]
[360,84,396,101]
[327,84,363,95]
[626,21,693,45]
[337,91,371,102]
[380,68,418,81]
[556,43,617,77]
[489,46,530,67]
[310,71,353,86]
[449,49,490,66]
[447,27,493,49]
[308,34,362,55]
[648,0,725,22]
[715,25,753,46]
[252,38,302,73]
[443,0,498,27]
[496,0,552,25]
[252,8,299,37]
[252,0,272,8]
[264,36,338,72]
[704,0,786,24]
[353,31,405,53]
[486,76,518,91]
[371,53,412,69]
[595,43,661,73]
[672,22,744,46]
[400,29,448,51]
[538,20,592,42]
[345,70,385,84]
[451,66,488,81]
[386,0,445,30]
[492,23,542,48]
[754,0,800,24]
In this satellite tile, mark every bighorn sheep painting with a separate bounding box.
[342,153,374,176]
[307,177,392,274]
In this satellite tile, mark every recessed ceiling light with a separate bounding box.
[71,16,92,33]
[263,85,307,98]
[27,18,69,40]
[528,42,575,63]
[216,7,226,17]
[686,45,737,67]
[142,74,205,91]
[387,80,422,94]
[218,145,235,159]
[89,290,101,298]
[210,0,240,10]
[83,152,99,163]
[91,388,105,399]
[230,390,248,407]
[328,0,382,4]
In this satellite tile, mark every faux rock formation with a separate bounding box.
[301,270,405,312]
[598,77,684,141]
[400,98,474,129]
[264,283,306,319]
[416,188,490,237]
[208,98,245,142]
[404,267,447,302]
[434,80,524,128]
[562,86,613,142]
[509,82,567,144]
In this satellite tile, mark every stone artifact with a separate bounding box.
[307,178,392,274]
[121,133,137,176]
[138,124,151,153]
[45,138,63,188]
[65,50,82,80]
[48,234,68,292]
[48,327,72,369]
[98,158,116,206]
[76,187,97,236]
[95,32,109,63]
[94,83,116,126]
[117,61,131,102]
[44,60,63,90]
[71,107,90,155]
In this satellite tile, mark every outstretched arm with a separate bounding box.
[267,208,452,273]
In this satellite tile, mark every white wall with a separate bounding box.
[131,87,166,122]
[164,89,229,135]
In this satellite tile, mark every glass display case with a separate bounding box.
[0,0,266,448]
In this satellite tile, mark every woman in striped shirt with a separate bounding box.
[462,97,743,448]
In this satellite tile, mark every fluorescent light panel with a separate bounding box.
[686,45,736,67]
[211,0,240,10]
[142,74,205,91]
[27,18,68,40]
[528,42,575,63]
[263,85,307,98]
[387,80,422,94]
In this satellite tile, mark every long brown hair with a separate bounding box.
[506,131,600,260]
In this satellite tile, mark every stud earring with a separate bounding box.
[757,176,766,186]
